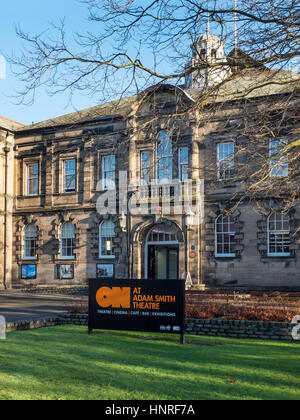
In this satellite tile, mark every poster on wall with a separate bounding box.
[97,264,114,278]
[21,265,37,280]
[58,264,74,280]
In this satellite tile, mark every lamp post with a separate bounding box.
[184,209,195,290]
[185,209,195,231]
[119,212,127,233]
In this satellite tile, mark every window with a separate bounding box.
[269,140,288,177]
[24,224,37,259]
[60,222,75,259]
[147,223,179,243]
[156,131,173,184]
[268,213,290,257]
[102,155,116,191]
[178,148,189,182]
[63,160,76,193]
[99,221,115,258]
[217,143,235,181]
[215,215,236,257]
[140,151,150,184]
[200,49,206,60]
[27,163,39,196]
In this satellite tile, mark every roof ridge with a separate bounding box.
[0,115,24,126]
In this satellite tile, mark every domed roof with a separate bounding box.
[198,32,222,42]
[193,32,225,49]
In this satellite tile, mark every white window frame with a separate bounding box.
[267,213,290,257]
[27,163,39,196]
[23,224,38,260]
[140,151,151,185]
[217,142,235,181]
[63,159,76,193]
[147,224,179,244]
[215,214,236,258]
[60,222,75,260]
[99,220,116,259]
[156,131,173,184]
[269,140,289,178]
[178,147,189,182]
[102,155,116,191]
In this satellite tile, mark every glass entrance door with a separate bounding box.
[148,246,179,280]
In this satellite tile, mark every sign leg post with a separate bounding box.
[88,328,93,335]
[180,333,185,345]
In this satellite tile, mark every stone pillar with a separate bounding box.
[127,119,138,279]
[0,132,14,288]
[82,140,92,203]
[128,130,138,185]
[5,136,14,288]
[191,123,200,180]
[191,119,204,287]
[44,141,54,208]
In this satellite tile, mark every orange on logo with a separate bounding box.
[96,287,131,309]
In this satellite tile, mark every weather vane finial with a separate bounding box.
[207,11,210,33]
[235,0,238,53]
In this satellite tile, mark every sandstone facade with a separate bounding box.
[0,28,299,291]
[0,81,299,290]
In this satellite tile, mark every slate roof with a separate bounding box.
[16,69,299,134]
[189,69,299,103]
[0,115,25,131]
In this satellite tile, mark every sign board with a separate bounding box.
[89,279,185,342]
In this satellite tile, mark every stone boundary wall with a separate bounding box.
[4,314,299,342]
[6,318,61,333]
[185,318,297,341]
[12,286,88,296]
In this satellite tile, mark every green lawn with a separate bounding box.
[0,325,300,400]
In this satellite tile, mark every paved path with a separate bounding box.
[0,292,86,322]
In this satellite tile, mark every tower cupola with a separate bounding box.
[185,31,231,89]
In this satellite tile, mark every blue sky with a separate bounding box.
[2,1,285,126]
[0,0,106,125]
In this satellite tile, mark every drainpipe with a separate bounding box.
[3,141,10,289]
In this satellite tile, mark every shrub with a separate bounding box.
[186,300,300,322]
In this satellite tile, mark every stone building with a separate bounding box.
[0,116,24,288]
[0,31,299,289]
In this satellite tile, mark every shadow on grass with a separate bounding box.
[92,330,223,346]
[0,326,300,400]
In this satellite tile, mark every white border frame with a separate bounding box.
[267,213,291,257]
[215,214,236,258]
[217,142,235,182]
[99,220,116,259]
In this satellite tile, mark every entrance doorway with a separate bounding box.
[145,223,180,280]
[148,246,179,280]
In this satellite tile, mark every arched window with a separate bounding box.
[99,221,115,258]
[147,223,179,243]
[268,213,290,257]
[24,224,37,259]
[156,131,173,184]
[60,222,75,259]
[200,49,206,60]
[215,215,236,257]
